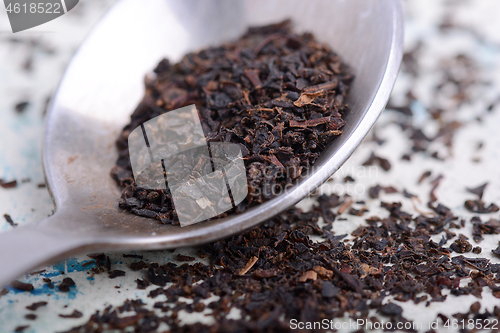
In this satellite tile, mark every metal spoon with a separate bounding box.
[0,0,403,287]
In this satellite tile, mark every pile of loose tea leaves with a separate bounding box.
[65,194,500,333]
[6,2,500,332]
[60,5,500,333]
[111,19,352,224]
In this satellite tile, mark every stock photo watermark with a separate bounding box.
[127,104,381,227]
[3,0,79,32]
[290,317,499,331]
[128,104,248,227]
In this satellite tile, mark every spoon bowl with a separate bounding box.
[0,0,403,287]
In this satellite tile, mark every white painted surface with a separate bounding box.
[0,1,500,332]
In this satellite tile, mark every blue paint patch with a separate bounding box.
[31,283,58,296]
[65,257,95,273]
[6,283,79,300]
[4,257,95,300]
[38,257,95,279]
[31,284,79,300]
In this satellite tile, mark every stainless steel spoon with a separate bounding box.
[0,0,403,287]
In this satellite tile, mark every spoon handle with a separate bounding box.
[0,213,85,288]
